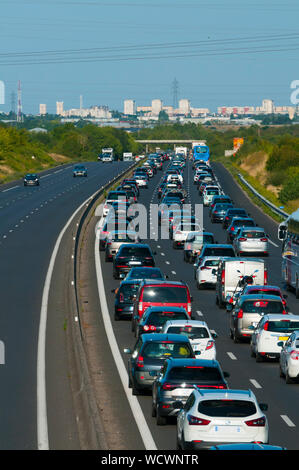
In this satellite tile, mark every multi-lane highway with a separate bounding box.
[91,158,299,450]
[0,161,131,450]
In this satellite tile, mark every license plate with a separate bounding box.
[279,336,289,341]
[130,261,141,265]
[214,425,241,433]
[192,345,202,351]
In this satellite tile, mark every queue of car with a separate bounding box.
[97,149,294,450]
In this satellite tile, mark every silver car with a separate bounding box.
[228,294,287,343]
[233,227,269,256]
[105,230,139,262]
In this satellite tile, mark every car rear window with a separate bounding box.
[242,231,266,238]
[118,284,140,301]
[147,311,188,326]
[166,326,210,339]
[233,220,255,227]
[142,286,188,303]
[203,247,235,257]
[108,192,126,199]
[119,246,152,257]
[142,342,193,359]
[207,190,219,195]
[242,300,284,313]
[248,289,280,297]
[214,203,233,210]
[228,209,246,216]
[204,259,220,267]
[198,400,256,417]
[167,367,222,381]
[265,320,299,333]
[129,268,162,279]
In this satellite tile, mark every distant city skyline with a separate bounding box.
[1,1,299,114]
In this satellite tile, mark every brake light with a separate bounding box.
[201,266,211,271]
[143,325,156,331]
[239,237,247,241]
[290,350,299,360]
[237,309,243,319]
[162,383,178,391]
[119,293,124,303]
[138,302,143,312]
[187,415,210,426]
[264,269,268,285]
[205,340,214,350]
[221,270,225,285]
[245,416,266,427]
[231,227,235,231]
[260,238,268,242]
[187,303,192,315]
[136,355,144,368]
[263,321,269,331]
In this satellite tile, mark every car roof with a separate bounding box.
[240,294,283,302]
[144,306,189,313]
[245,285,281,292]
[141,280,187,287]
[261,313,297,321]
[141,333,191,343]
[163,319,208,327]
[194,388,255,400]
[203,244,233,248]
[165,358,219,367]
[119,279,142,286]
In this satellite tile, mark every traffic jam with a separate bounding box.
[96,144,299,450]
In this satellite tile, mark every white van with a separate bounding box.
[215,258,268,308]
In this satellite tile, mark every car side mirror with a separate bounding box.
[153,251,157,255]
[165,275,169,279]
[226,304,233,312]
[259,403,268,412]
[212,269,217,275]
[212,332,218,339]
[283,294,288,299]
[111,289,116,293]
[223,371,230,378]
[173,400,184,410]
[277,341,284,347]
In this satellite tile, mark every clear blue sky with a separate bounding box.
[1,0,299,114]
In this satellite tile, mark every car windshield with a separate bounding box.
[119,246,152,257]
[242,300,283,313]
[203,247,235,257]
[265,320,299,333]
[142,286,188,303]
[142,342,192,359]
[146,311,188,326]
[166,326,210,339]
[167,367,221,381]
[198,400,256,417]
[242,231,266,238]
[26,175,37,179]
[207,190,219,195]
[128,268,162,279]
[189,234,214,244]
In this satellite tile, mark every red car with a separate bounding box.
[133,280,193,321]
[241,285,288,309]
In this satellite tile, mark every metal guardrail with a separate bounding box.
[237,173,289,219]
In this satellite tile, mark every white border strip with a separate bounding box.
[37,194,95,450]
[94,238,157,450]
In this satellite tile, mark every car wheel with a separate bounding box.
[279,363,285,378]
[233,329,240,343]
[151,402,157,418]
[156,408,167,426]
[256,352,264,363]
[296,276,299,299]
[132,380,140,395]
[286,370,294,384]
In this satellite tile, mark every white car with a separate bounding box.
[161,320,217,359]
[173,223,201,249]
[250,314,299,363]
[195,256,220,289]
[167,173,183,184]
[233,227,269,256]
[134,175,148,187]
[279,330,299,383]
[203,187,221,207]
[176,388,269,450]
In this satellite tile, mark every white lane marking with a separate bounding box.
[165,261,170,265]
[268,239,279,248]
[161,252,165,256]
[94,238,157,451]
[280,415,296,427]
[2,185,19,192]
[196,310,203,317]
[37,192,95,450]
[227,352,237,360]
[40,174,51,179]
[171,270,176,275]
[249,379,262,389]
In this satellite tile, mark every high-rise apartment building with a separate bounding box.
[39,104,47,115]
[151,99,163,115]
[56,101,64,115]
[124,99,136,115]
